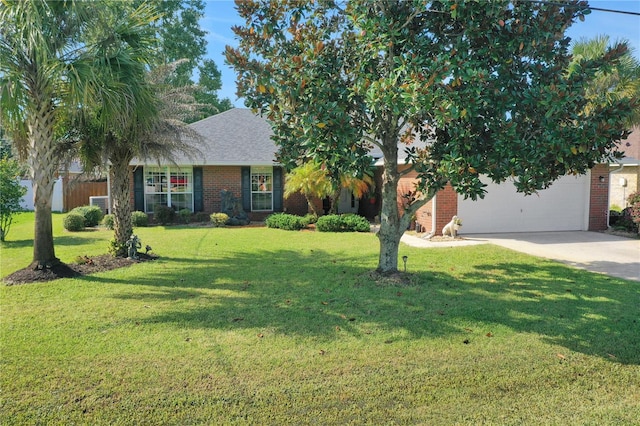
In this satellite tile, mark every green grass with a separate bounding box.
[1,212,639,424]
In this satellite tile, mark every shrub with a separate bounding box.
[0,157,27,242]
[626,191,640,233]
[154,205,175,225]
[265,213,306,230]
[70,205,104,227]
[210,213,229,227]
[131,211,149,227]
[302,213,318,225]
[178,209,192,224]
[193,212,210,223]
[108,238,126,257]
[63,213,85,232]
[316,214,371,232]
[102,214,115,230]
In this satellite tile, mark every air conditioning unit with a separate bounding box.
[90,196,110,214]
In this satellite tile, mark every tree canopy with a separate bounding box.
[226,0,636,273]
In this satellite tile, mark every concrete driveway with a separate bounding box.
[401,231,640,282]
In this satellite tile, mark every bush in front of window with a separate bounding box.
[178,209,192,224]
[210,212,229,227]
[316,214,371,232]
[154,205,175,225]
[70,205,104,227]
[131,211,149,227]
[63,213,86,232]
[265,213,307,230]
[102,214,115,230]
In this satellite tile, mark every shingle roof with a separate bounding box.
[132,108,279,166]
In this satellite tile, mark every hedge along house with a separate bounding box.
[129,108,309,221]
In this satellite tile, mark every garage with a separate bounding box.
[457,173,591,234]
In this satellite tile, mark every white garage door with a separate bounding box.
[457,173,590,234]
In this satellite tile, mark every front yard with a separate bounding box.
[1,213,638,424]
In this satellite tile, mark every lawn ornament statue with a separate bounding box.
[442,216,462,238]
[126,234,142,259]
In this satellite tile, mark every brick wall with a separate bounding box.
[202,166,242,214]
[395,166,457,236]
[589,164,610,231]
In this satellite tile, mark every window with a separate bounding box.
[144,167,193,213]
[251,166,273,211]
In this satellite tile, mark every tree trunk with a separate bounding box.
[376,135,405,273]
[305,195,319,216]
[109,147,135,257]
[27,94,60,269]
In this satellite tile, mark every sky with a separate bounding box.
[200,0,640,108]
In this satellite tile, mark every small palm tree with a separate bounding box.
[77,60,202,256]
[284,161,332,216]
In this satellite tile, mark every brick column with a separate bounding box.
[588,164,609,231]
[435,184,458,235]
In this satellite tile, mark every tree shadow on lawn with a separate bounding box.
[86,247,639,365]
[2,234,106,249]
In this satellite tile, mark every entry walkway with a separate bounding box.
[401,231,640,282]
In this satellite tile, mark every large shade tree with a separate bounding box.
[227,0,636,273]
[0,0,159,269]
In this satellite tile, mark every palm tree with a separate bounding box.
[284,161,375,216]
[571,35,640,126]
[99,62,201,256]
[0,1,158,268]
[284,161,332,216]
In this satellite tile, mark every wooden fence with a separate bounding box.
[63,179,108,212]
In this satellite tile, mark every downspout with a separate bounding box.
[422,193,437,239]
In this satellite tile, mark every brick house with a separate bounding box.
[129,108,308,221]
[129,108,613,234]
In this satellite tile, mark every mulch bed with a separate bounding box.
[3,253,157,286]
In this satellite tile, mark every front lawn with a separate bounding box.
[1,213,638,424]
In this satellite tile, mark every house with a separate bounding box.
[129,108,613,234]
[128,108,308,220]
[609,127,639,210]
[375,138,613,235]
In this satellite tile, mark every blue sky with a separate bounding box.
[200,0,640,107]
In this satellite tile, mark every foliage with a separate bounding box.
[63,214,86,232]
[284,161,332,216]
[571,35,640,127]
[316,214,371,233]
[226,0,636,273]
[69,205,104,227]
[2,219,638,424]
[303,213,318,225]
[210,212,229,227]
[178,208,192,224]
[154,205,175,225]
[609,204,622,213]
[627,191,640,231]
[107,237,125,257]
[193,212,211,223]
[0,157,26,242]
[102,214,115,230]
[131,211,149,228]
[265,213,307,231]
[0,0,160,268]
